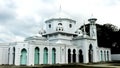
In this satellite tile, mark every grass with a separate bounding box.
[0,63,116,68]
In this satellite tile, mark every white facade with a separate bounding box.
[0,11,111,66]
[111,54,120,61]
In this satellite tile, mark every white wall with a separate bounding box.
[0,45,9,65]
[111,54,120,61]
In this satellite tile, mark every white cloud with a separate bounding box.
[0,0,120,42]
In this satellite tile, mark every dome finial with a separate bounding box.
[90,13,94,18]
[59,0,62,12]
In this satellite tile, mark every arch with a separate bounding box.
[73,49,76,63]
[100,51,103,61]
[20,49,27,65]
[88,44,93,63]
[8,48,10,64]
[107,51,109,61]
[58,23,62,25]
[79,49,83,63]
[69,24,72,28]
[49,24,51,28]
[43,47,48,64]
[13,47,15,64]
[34,47,40,65]
[52,48,56,64]
[68,49,71,63]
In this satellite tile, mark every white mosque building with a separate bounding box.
[0,11,111,66]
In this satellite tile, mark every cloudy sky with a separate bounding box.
[0,0,120,43]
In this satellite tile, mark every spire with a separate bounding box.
[91,13,94,18]
[59,0,62,12]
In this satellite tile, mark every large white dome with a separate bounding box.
[45,11,75,22]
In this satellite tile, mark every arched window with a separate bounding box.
[79,49,83,63]
[49,24,51,28]
[13,47,15,64]
[34,47,39,64]
[8,48,10,64]
[107,51,109,61]
[69,24,72,28]
[20,49,27,65]
[88,44,93,63]
[58,23,62,25]
[52,48,56,64]
[100,51,103,61]
[73,49,76,63]
[68,49,71,63]
[43,47,48,64]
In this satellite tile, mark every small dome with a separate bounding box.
[75,29,83,36]
[39,28,46,35]
[45,11,75,22]
[88,14,97,22]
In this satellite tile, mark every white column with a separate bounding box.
[76,50,79,63]
[40,46,43,64]
[15,47,20,65]
[49,46,52,64]
[56,47,61,64]
[61,48,65,64]
[93,46,98,62]
[103,50,105,61]
[109,50,111,61]
[28,45,34,66]
[83,40,88,63]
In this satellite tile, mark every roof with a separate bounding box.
[43,31,77,36]
[24,36,47,41]
[45,11,76,22]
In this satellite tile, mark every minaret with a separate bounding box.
[88,17,97,39]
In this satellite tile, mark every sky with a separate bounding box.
[0,0,120,42]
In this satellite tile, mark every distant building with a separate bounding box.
[0,11,111,65]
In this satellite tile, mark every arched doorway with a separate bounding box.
[43,47,48,64]
[100,51,103,61]
[104,51,106,61]
[52,48,56,64]
[34,47,39,65]
[13,47,15,64]
[68,49,71,63]
[88,44,93,63]
[20,49,27,65]
[8,48,10,64]
[79,49,83,63]
[107,51,109,61]
[73,49,76,63]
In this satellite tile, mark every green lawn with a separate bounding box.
[0,64,116,68]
